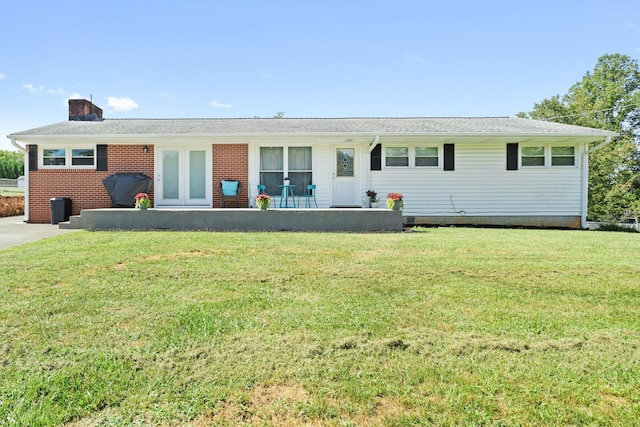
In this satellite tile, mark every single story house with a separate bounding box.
[9,99,617,228]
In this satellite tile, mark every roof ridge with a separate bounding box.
[103,116,514,121]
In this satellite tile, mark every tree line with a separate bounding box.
[518,53,640,222]
[0,150,24,179]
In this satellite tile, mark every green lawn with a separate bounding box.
[1,228,639,426]
[0,186,24,196]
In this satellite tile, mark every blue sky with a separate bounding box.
[1,0,639,151]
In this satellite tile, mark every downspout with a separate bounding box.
[581,136,612,229]
[9,137,29,222]
[368,135,380,152]
[365,136,380,203]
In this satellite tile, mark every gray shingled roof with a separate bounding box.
[9,117,617,137]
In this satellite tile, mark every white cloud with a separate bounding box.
[210,100,233,108]
[23,83,44,94]
[107,96,139,111]
[0,73,5,80]
[68,93,84,100]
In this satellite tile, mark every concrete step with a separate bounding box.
[58,215,84,229]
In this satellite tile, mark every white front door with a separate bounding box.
[332,146,359,206]
[156,146,211,206]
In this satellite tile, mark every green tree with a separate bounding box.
[0,150,24,179]
[519,54,640,221]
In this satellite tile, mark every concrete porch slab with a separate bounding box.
[78,208,403,232]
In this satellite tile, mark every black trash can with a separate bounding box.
[50,197,72,224]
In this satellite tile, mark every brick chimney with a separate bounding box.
[68,99,103,121]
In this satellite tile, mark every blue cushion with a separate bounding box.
[221,180,239,196]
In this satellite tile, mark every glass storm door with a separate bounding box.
[156,146,211,206]
[332,147,359,206]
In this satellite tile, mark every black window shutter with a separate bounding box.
[507,143,519,170]
[443,144,455,171]
[370,143,382,171]
[96,144,108,171]
[28,145,38,171]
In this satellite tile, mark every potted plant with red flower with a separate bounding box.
[256,193,271,211]
[386,192,403,210]
[135,193,151,210]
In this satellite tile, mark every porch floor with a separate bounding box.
[61,208,404,232]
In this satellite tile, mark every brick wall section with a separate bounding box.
[28,143,250,222]
[28,145,154,223]
[213,144,249,207]
[68,99,103,119]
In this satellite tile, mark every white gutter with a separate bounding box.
[368,135,380,152]
[9,137,29,222]
[10,136,26,153]
[581,136,613,229]
[364,136,380,205]
[585,137,613,154]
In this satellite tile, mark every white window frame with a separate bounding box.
[520,145,577,168]
[551,146,576,166]
[259,145,313,196]
[40,146,97,169]
[384,146,409,167]
[383,144,442,169]
[414,146,439,167]
[521,145,546,167]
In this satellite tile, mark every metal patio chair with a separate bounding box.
[298,184,318,208]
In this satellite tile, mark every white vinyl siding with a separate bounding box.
[371,142,584,217]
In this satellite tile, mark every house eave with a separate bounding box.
[10,132,616,145]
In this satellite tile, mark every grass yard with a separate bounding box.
[1,228,639,426]
[0,186,24,196]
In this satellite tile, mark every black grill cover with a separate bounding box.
[102,173,153,207]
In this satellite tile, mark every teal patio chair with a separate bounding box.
[298,184,318,208]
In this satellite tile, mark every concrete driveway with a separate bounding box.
[0,216,80,250]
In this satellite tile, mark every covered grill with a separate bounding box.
[102,173,152,207]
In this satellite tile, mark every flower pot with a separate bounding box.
[371,202,379,208]
[258,201,269,211]
[388,200,403,210]
[139,205,148,211]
